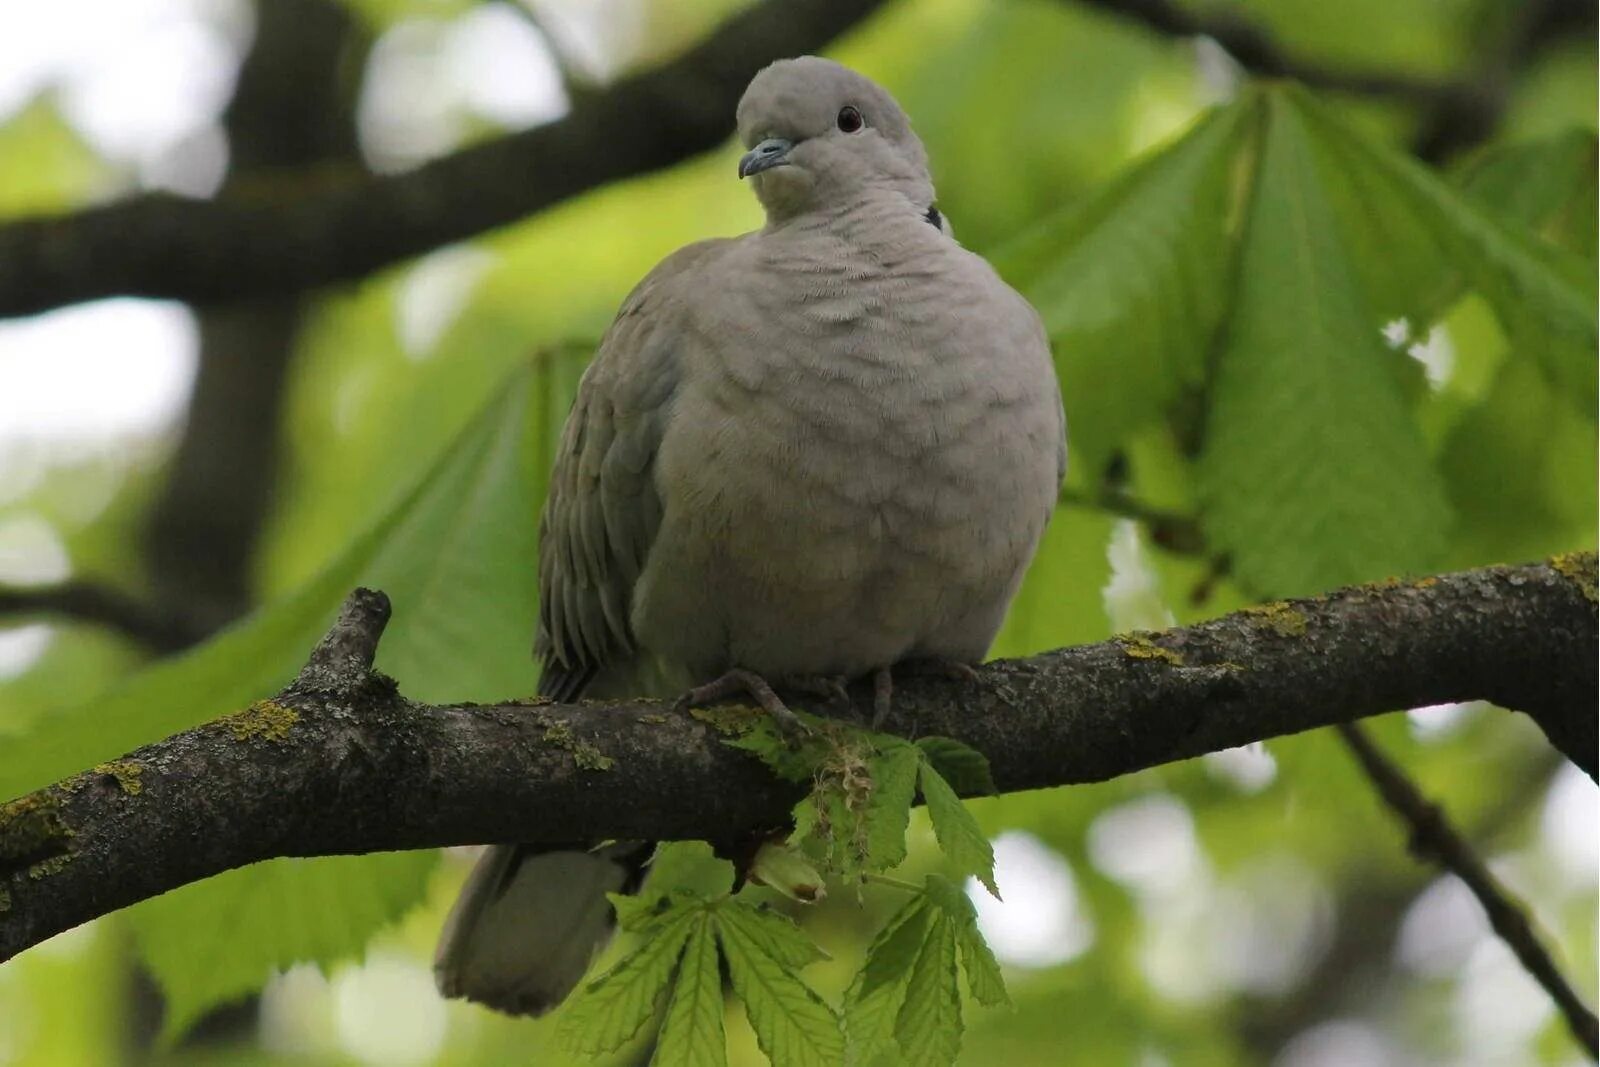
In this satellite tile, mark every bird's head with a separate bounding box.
[735,56,935,224]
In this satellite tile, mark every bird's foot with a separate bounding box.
[871,658,980,730]
[781,674,852,717]
[674,668,811,740]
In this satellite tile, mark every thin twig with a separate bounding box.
[0,582,206,654]
[1335,721,1599,1059]
[1058,486,1207,555]
[1056,485,1232,601]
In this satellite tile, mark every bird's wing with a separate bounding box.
[534,239,727,701]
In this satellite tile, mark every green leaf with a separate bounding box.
[20,359,586,1037]
[1456,129,1598,259]
[991,100,1250,473]
[720,902,832,979]
[844,894,934,1065]
[1198,91,1450,596]
[921,874,1010,1008]
[609,886,728,938]
[641,841,738,903]
[654,913,728,1067]
[129,851,437,1042]
[893,913,964,1067]
[609,891,677,934]
[559,906,698,1056]
[715,902,843,1067]
[1439,353,1599,565]
[914,737,997,796]
[59,366,564,1034]
[1295,90,1597,405]
[918,762,1000,898]
[0,100,111,218]
[714,901,829,972]
[863,741,921,871]
[0,365,555,800]
[724,714,834,783]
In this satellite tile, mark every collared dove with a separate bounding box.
[434,54,1066,1017]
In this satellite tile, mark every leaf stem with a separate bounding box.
[864,873,924,894]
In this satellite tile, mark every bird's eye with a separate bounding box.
[836,106,864,133]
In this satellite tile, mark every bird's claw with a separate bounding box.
[871,658,980,730]
[674,668,811,742]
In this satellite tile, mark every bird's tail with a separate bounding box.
[433,840,654,1016]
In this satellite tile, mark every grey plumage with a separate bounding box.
[434,54,1066,1016]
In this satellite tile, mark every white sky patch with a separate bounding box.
[0,298,198,445]
[0,514,71,585]
[968,831,1094,969]
[1139,891,1220,1005]
[1382,317,1455,389]
[332,951,449,1067]
[1193,36,1243,105]
[141,120,230,198]
[1273,1020,1396,1067]
[0,0,248,178]
[1407,325,1456,388]
[1406,700,1481,741]
[0,623,55,681]
[259,963,337,1058]
[396,245,495,359]
[526,0,646,84]
[447,3,568,128]
[1396,874,1488,977]
[1540,764,1599,890]
[1088,792,1205,899]
[1381,318,1411,348]
[1454,936,1555,1057]
[1207,855,1334,995]
[359,19,465,172]
[360,7,570,172]
[1103,520,1175,633]
[1204,743,1278,792]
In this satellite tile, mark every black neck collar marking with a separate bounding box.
[924,205,943,230]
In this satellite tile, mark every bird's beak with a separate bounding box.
[738,137,793,179]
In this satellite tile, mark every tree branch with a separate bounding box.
[0,0,885,318]
[1,555,1593,963]
[1335,720,1598,1058]
[1072,0,1455,102]
[1070,0,1595,162]
[0,582,207,654]
[1058,485,1207,555]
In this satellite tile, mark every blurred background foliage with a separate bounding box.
[0,0,1594,1064]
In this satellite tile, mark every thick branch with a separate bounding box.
[1,555,1593,962]
[0,0,884,318]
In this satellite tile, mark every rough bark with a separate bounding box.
[1,554,1593,962]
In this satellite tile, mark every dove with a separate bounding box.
[434,54,1066,1016]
